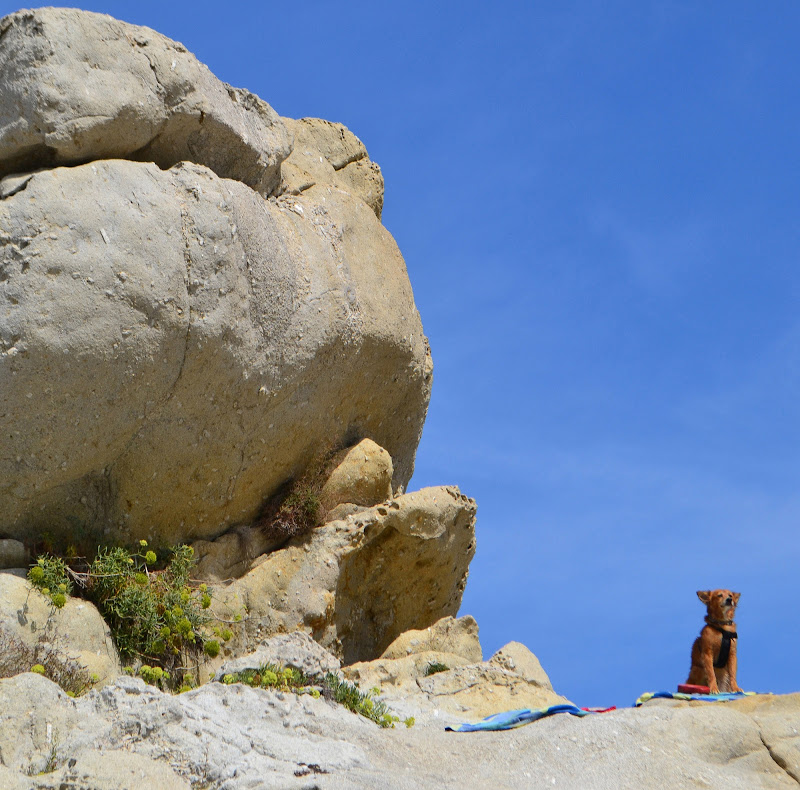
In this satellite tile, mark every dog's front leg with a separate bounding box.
[728,645,742,693]
[701,645,719,694]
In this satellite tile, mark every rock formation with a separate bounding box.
[0,571,120,687]
[0,7,432,549]
[211,485,476,664]
[5,9,790,790]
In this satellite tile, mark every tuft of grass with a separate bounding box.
[424,661,450,676]
[216,663,413,728]
[255,451,335,546]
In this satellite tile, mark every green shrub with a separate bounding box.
[29,541,218,691]
[27,556,72,608]
[85,543,211,683]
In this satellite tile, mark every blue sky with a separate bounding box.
[4,1,799,707]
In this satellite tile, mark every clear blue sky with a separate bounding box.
[4,1,799,707]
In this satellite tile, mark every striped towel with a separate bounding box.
[635,690,755,706]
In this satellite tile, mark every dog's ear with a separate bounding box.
[732,592,741,604]
[697,590,712,604]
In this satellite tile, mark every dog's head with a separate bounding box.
[697,589,740,621]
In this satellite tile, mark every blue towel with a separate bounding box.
[447,691,758,732]
[445,704,591,732]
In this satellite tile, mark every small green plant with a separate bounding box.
[321,672,397,727]
[30,664,46,675]
[28,555,72,608]
[215,663,405,727]
[424,661,450,676]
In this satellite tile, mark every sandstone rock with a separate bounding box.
[0,8,291,195]
[489,640,554,690]
[417,662,569,719]
[346,634,562,722]
[281,117,385,218]
[345,650,474,691]
[0,158,431,547]
[214,631,341,680]
[0,572,121,686]
[320,438,394,512]
[728,692,800,782]
[213,486,476,663]
[0,537,26,569]
[380,615,482,663]
[0,672,79,774]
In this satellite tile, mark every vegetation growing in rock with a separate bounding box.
[27,555,72,608]
[255,450,334,546]
[27,542,230,690]
[0,628,96,697]
[424,661,450,676]
[218,662,413,728]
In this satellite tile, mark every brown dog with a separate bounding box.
[686,589,742,694]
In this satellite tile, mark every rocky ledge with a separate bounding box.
[1,647,799,789]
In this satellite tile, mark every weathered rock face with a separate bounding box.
[380,615,482,663]
[213,631,341,681]
[0,8,432,548]
[280,117,385,218]
[213,486,476,664]
[0,571,121,687]
[344,623,566,721]
[0,538,26,569]
[0,8,291,195]
[2,671,800,789]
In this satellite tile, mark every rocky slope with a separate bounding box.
[1,654,800,790]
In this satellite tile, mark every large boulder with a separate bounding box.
[0,8,291,195]
[0,157,431,547]
[380,615,482,663]
[320,438,394,514]
[0,7,431,549]
[212,486,476,664]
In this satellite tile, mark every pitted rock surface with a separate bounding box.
[212,486,476,664]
